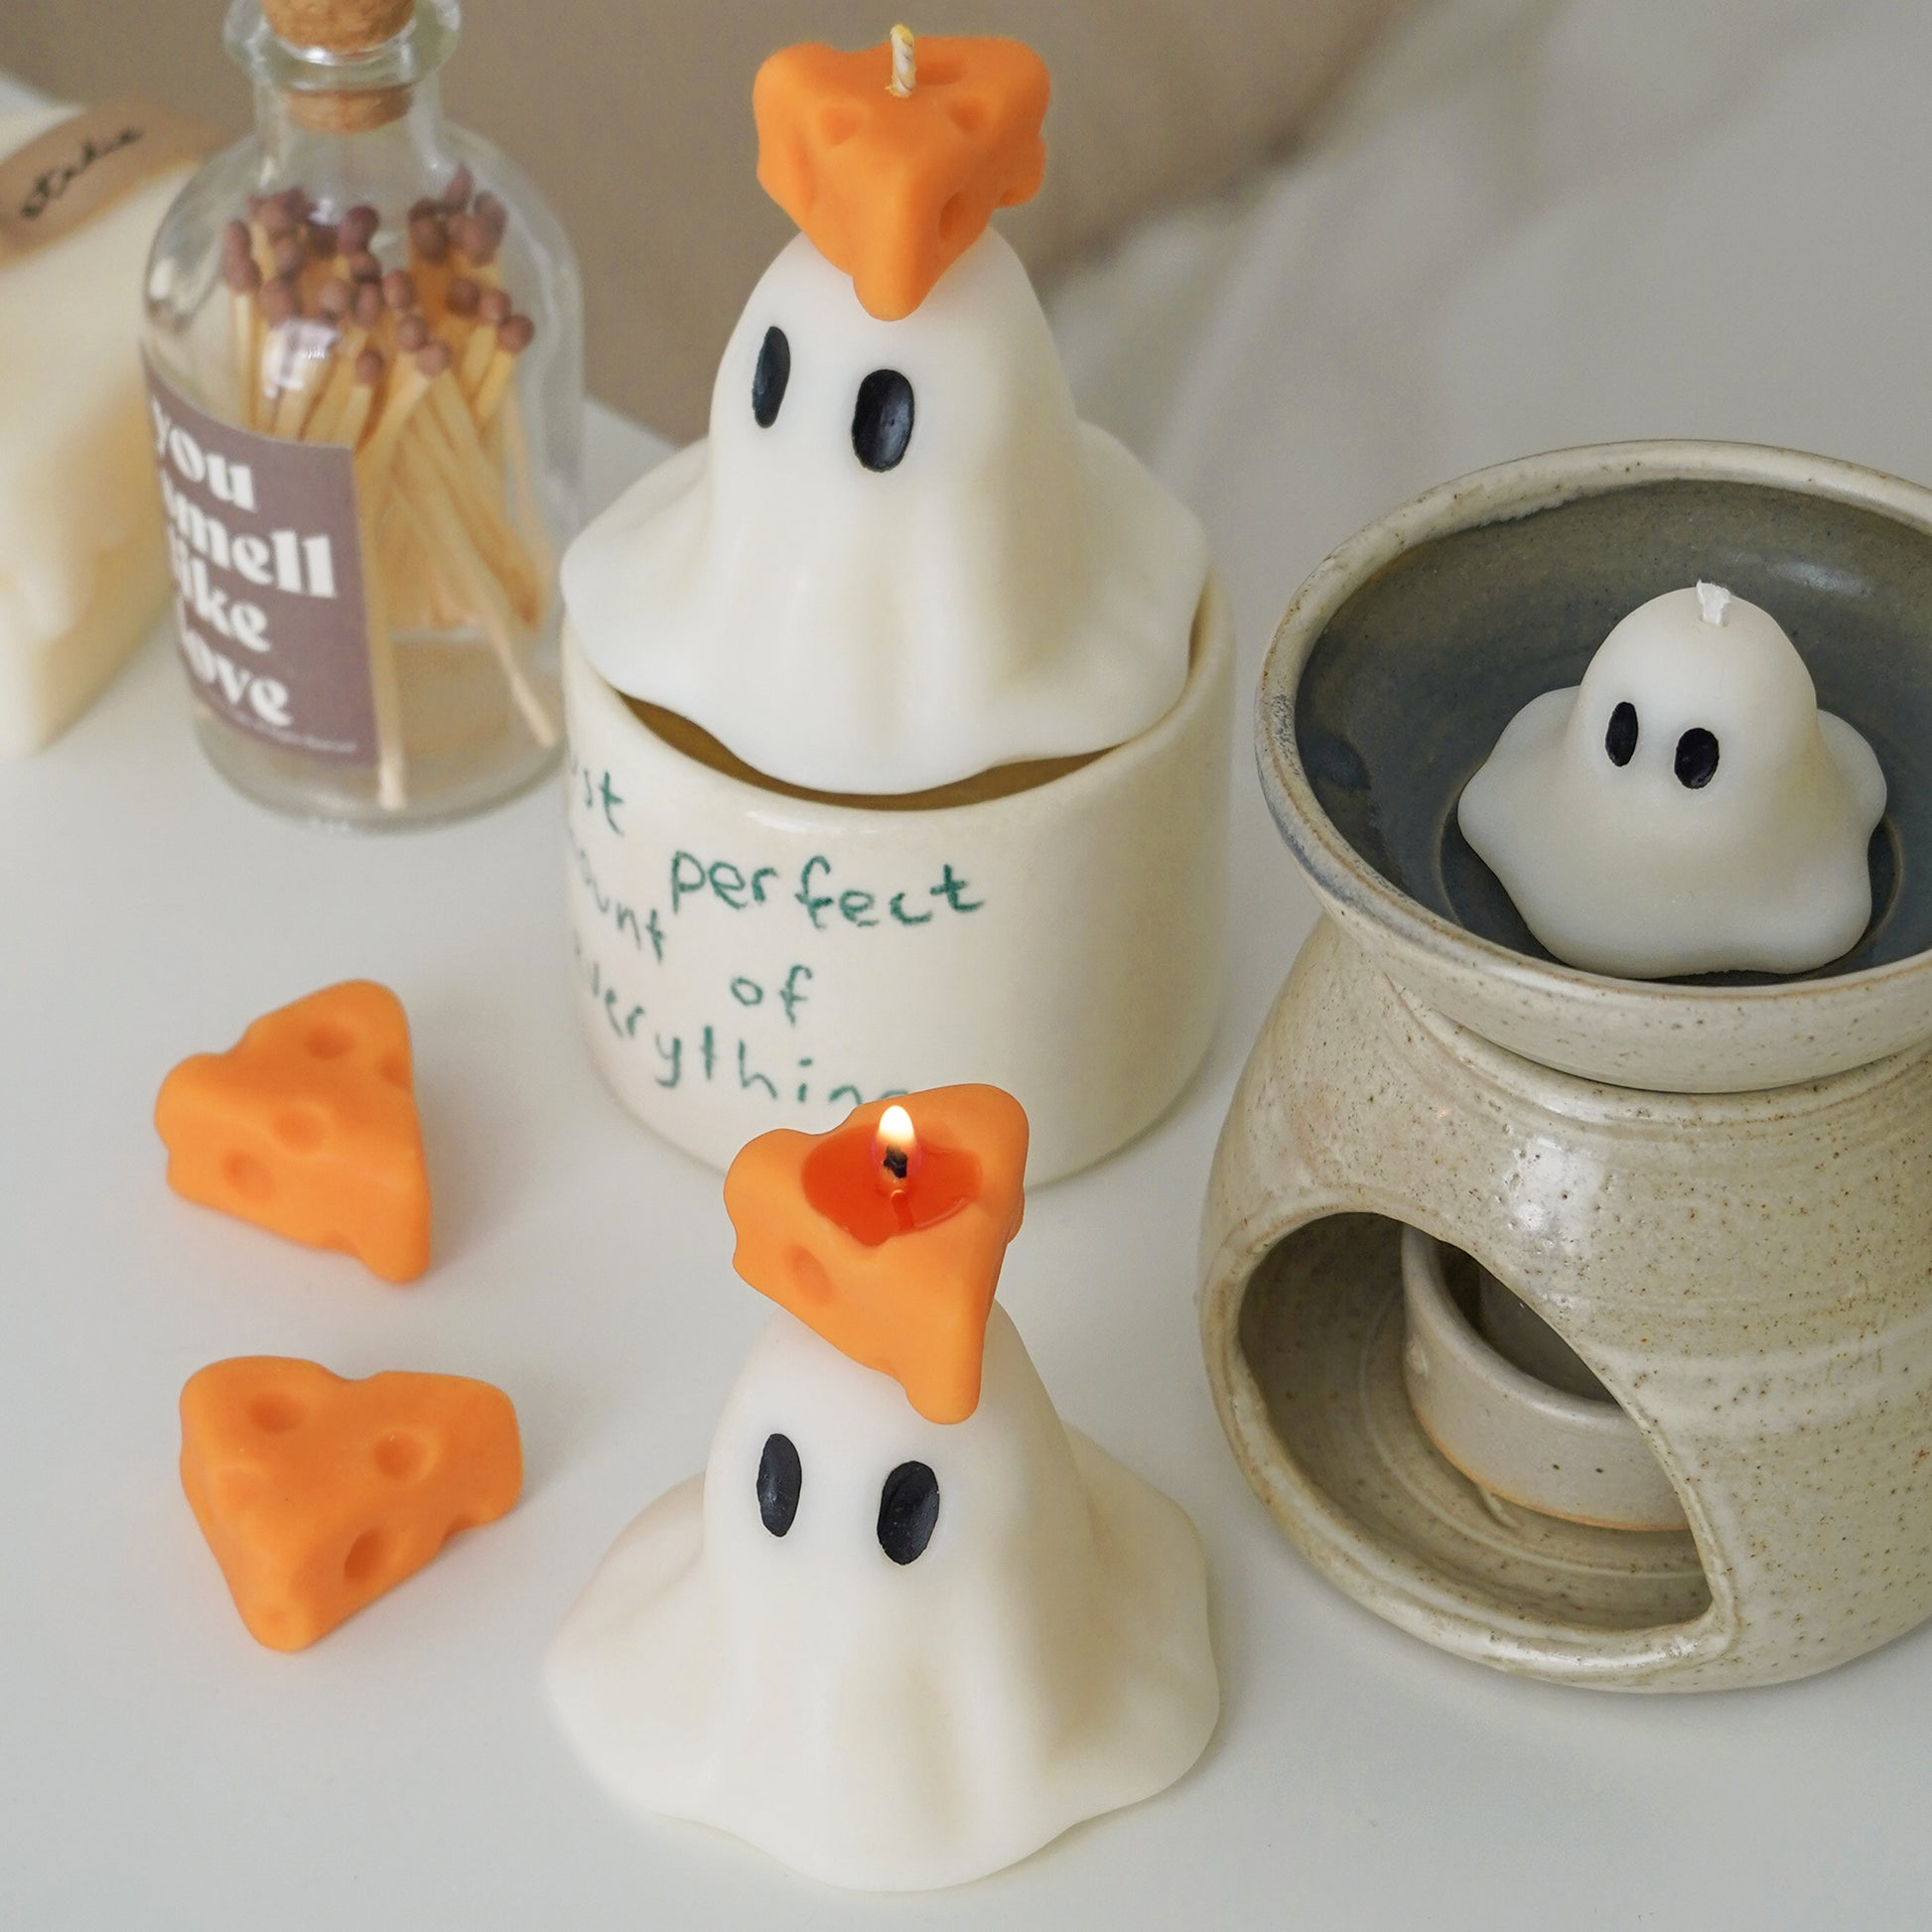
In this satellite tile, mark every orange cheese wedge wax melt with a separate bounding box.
[754,34,1048,320]
[181,1356,521,1651]
[156,981,431,1283]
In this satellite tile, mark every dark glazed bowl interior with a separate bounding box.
[1297,480,1932,983]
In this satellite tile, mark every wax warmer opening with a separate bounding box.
[1297,479,1932,983]
[1234,1213,1712,1637]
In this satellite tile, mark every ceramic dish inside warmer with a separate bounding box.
[1270,443,1932,1091]
[1399,1230,1687,1535]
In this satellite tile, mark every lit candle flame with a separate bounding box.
[875,1103,919,1187]
[888,23,916,96]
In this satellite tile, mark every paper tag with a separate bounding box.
[0,99,215,265]
[146,356,380,763]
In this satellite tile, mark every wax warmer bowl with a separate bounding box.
[1200,441,1932,1691]
[563,581,1232,1184]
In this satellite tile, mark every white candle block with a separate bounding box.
[0,107,189,759]
[563,227,1206,795]
[1458,584,1885,978]
[547,1305,1217,1890]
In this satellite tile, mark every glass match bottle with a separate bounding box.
[143,0,582,827]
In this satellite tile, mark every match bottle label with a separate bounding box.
[145,356,378,761]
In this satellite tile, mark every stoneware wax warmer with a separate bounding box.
[563,35,1230,1182]
[1200,441,1932,1691]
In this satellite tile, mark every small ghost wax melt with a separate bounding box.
[1458,583,1886,978]
[0,103,207,757]
[562,32,1208,794]
[547,1087,1218,1891]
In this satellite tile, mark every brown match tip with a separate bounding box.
[474,190,507,238]
[395,313,429,352]
[221,251,263,294]
[478,286,512,327]
[449,210,498,265]
[440,163,475,211]
[352,281,384,330]
[317,275,353,319]
[497,314,535,354]
[414,341,454,378]
[260,200,297,241]
[354,345,385,385]
[271,235,306,279]
[444,275,481,318]
[221,217,252,258]
[380,268,419,311]
[306,220,339,259]
[346,249,382,284]
[258,277,298,326]
[339,204,379,252]
[408,211,449,262]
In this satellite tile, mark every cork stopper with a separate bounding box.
[261,0,414,55]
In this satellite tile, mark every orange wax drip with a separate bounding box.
[724,1085,1030,1424]
[753,34,1049,321]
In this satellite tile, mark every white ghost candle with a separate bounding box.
[546,1087,1218,1890]
[560,34,1206,795]
[1458,583,1886,978]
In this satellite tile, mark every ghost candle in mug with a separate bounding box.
[558,30,1233,1181]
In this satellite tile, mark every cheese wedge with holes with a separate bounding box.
[181,1356,521,1651]
[155,981,431,1283]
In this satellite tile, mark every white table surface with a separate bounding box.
[7,398,1930,1932]
[11,26,1932,1913]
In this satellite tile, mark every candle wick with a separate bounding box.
[883,1145,910,1181]
[888,23,916,96]
[1695,580,1732,627]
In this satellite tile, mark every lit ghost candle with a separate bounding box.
[546,1085,1218,1890]
[1458,583,1886,978]
[560,31,1208,794]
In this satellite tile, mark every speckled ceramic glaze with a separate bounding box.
[1201,442,1932,1690]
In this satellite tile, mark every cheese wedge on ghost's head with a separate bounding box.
[155,980,431,1283]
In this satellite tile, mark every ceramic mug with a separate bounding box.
[564,581,1233,1183]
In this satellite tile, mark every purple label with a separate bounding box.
[146,356,376,761]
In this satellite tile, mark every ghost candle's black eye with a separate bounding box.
[876,1460,939,1565]
[758,1433,802,1537]
[1605,701,1639,767]
[852,369,914,472]
[1675,727,1721,788]
[752,326,790,428]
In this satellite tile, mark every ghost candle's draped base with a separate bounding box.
[546,1308,1217,1890]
